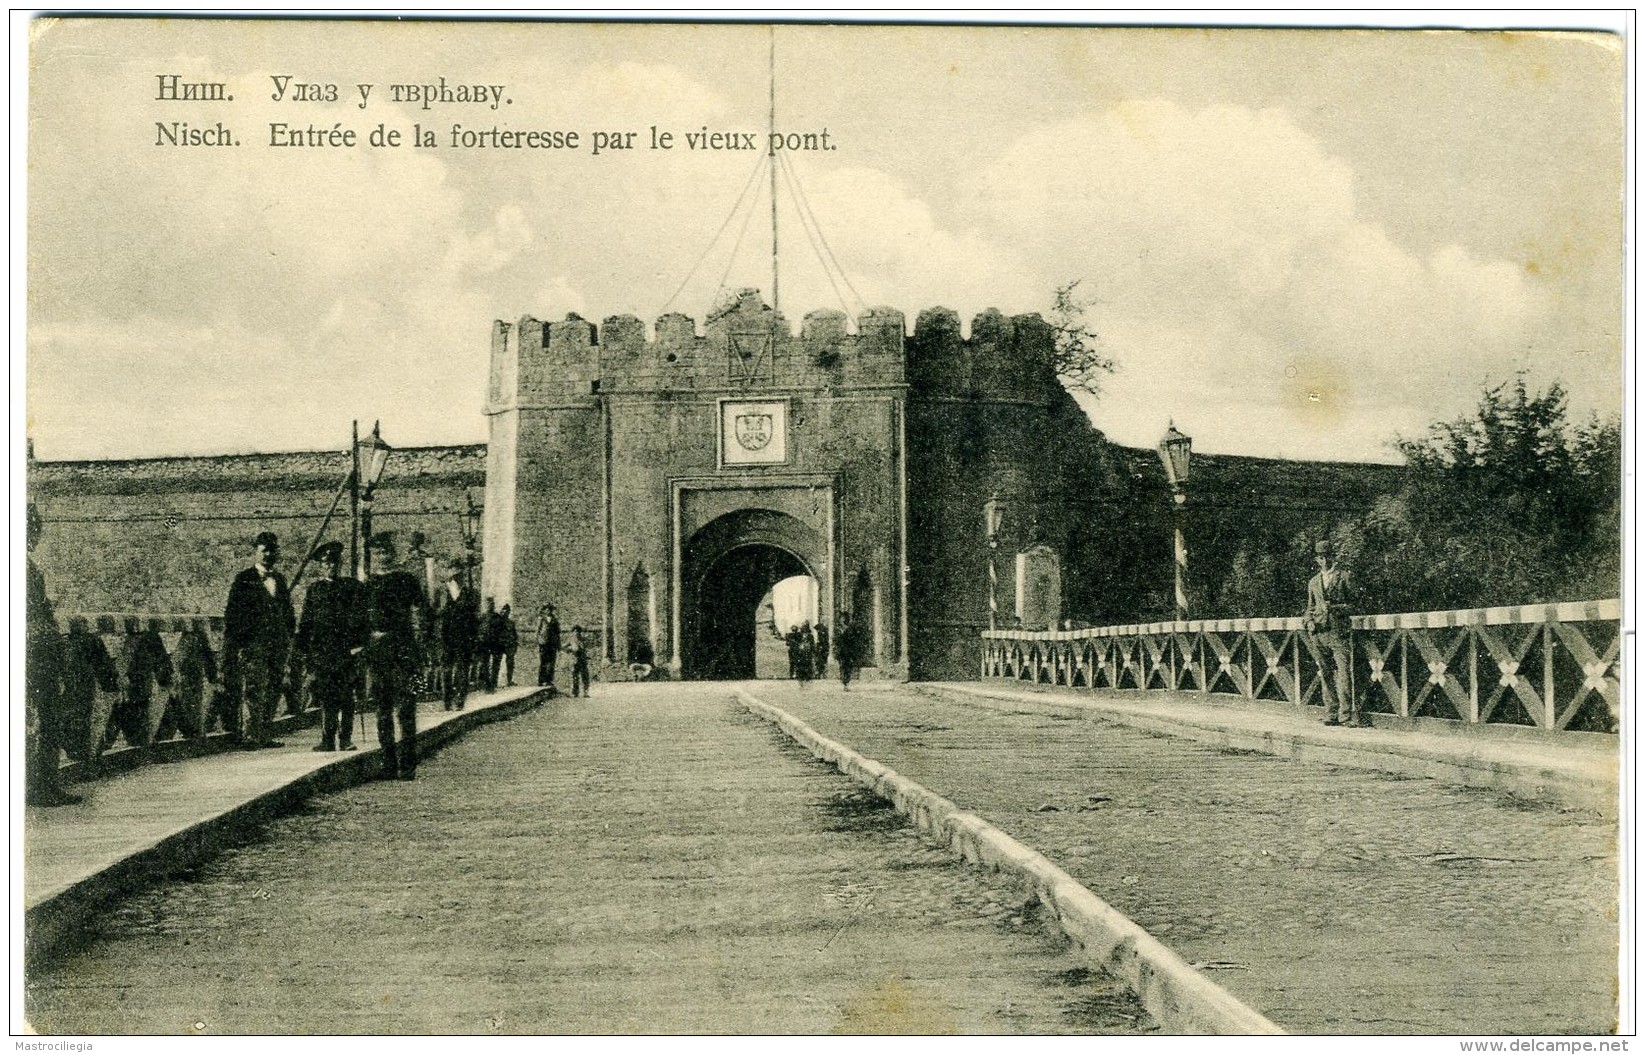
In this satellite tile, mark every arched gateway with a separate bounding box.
[680,509,824,679]
[480,289,1079,681]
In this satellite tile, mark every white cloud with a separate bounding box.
[26,40,1609,464]
[952,100,1565,457]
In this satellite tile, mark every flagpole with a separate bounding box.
[769,26,779,313]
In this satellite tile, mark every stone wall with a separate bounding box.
[29,445,486,619]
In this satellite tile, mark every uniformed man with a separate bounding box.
[1305,539,1365,727]
[223,531,295,749]
[294,541,368,752]
[364,533,430,779]
[437,571,479,711]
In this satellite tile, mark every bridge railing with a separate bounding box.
[51,612,314,778]
[981,599,1622,733]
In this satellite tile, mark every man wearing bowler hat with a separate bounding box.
[223,530,295,749]
[1304,538,1364,727]
[294,541,368,752]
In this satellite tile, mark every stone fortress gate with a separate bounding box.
[482,289,1089,682]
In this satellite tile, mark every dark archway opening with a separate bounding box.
[687,544,813,680]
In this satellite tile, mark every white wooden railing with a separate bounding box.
[981,600,1622,732]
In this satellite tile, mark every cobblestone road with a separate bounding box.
[26,684,1148,1035]
[756,683,1619,1035]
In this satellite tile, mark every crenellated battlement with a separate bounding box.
[486,290,1061,412]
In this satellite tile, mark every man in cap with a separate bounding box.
[294,541,368,751]
[363,532,431,779]
[26,503,80,806]
[1304,539,1364,727]
[223,530,295,749]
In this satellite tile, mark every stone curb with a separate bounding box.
[25,690,549,972]
[927,684,1618,817]
[736,688,1284,1037]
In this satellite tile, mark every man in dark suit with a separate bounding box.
[223,530,295,749]
[365,533,430,779]
[536,603,562,694]
[294,541,368,752]
[437,571,479,711]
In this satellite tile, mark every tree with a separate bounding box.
[1049,280,1117,397]
[1350,376,1622,612]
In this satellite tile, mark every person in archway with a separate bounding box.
[791,621,815,686]
[813,620,831,680]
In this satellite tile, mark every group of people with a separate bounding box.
[234,530,595,778]
[785,611,866,690]
[226,531,429,778]
[22,522,587,795]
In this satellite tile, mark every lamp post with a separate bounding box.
[460,490,482,591]
[983,496,1008,631]
[1157,421,1192,621]
[353,421,393,579]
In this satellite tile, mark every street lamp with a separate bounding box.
[1157,421,1192,621]
[460,490,483,590]
[983,496,1008,631]
[353,421,393,579]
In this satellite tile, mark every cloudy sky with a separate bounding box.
[24,18,1624,463]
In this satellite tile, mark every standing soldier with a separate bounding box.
[438,571,479,711]
[363,533,430,780]
[1304,539,1365,727]
[294,542,368,752]
[26,504,79,806]
[536,603,562,694]
[223,531,295,750]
